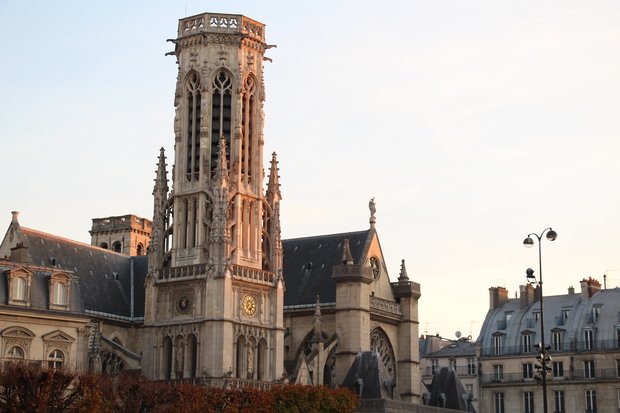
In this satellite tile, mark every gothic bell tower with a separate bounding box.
[143,13,283,383]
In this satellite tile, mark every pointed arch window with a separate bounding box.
[241,75,256,180]
[186,72,201,181]
[211,71,232,174]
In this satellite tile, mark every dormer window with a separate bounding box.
[7,268,32,306]
[49,272,70,310]
[14,277,26,300]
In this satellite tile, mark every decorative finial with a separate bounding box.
[314,295,321,320]
[342,239,354,265]
[215,135,229,181]
[398,259,410,282]
[11,211,19,223]
[369,197,376,227]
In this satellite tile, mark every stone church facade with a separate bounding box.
[0,12,422,403]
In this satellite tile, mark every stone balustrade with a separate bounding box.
[178,13,265,42]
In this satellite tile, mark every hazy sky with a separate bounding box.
[1,1,619,340]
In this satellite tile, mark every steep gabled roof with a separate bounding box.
[283,230,370,306]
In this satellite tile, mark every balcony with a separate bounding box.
[423,365,477,377]
[480,368,619,385]
[479,339,620,357]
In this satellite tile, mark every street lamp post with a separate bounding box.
[523,228,557,413]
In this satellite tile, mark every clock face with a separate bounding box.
[242,294,257,316]
[176,294,192,314]
[370,257,380,280]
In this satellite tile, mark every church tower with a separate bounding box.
[143,13,283,383]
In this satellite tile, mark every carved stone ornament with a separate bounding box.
[370,328,396,382]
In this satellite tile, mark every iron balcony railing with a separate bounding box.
[480,339,620,357]
[423,365,477,377]
[480,368,619,384]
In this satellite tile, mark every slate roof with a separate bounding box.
[16,227,144,319]
[477,286,620,356]
[426,340,476,358]
[282,230,370,306]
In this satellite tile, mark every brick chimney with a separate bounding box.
[10,242,28,263]
[489,286,508,310]
[519,284,535,309]
[580,277,601,298]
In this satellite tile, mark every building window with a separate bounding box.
[552,331,563,351]
[522,333,532,353]
[431,359,439,375]
[522,363,534,379]
[136,243,144,256]
[100,242,108,249]
[466,384,473,397]
[494,335,504,355]
[562,308,570,323]
[185,71,202,181]
[113,241,122,253]
[54,282,67,305]
[616,359,620,377]
[14,277,26,301]
[592,305,601,323]
[584,360,595,378]
[552,361,564,378]
[241,75,256,180]
[211,70,232,175]
[48,349,64,370]
[533,311,540,322]
[523,391,534,413]
[554,390,565,413]
[494,392,505,413]
[584,329,594,350]
[467,357,476,375]
[7,346,24,359]
[493,364,504,381]
[617,329,620,348]
[585,390,597,412]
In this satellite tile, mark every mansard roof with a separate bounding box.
[477,285,620,356]
[282,229,371,306]
[0,225,145,320]
[426,339,476,358]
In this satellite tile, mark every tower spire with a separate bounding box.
[149,147,169,272]
[398,259,410,282]
[342,239,354,265]
[266,152,281,201]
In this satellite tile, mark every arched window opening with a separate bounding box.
[241,75,256,180]
[236,336,246,378]
[189,334,198,378]
[186,71,201,181]
[257,339,267,380]
[211,71,232,175]
[163,336,172,380]
[136,243,144,256]
[48,349,64,370]
[14,277,26,301]
[7,346,24,359]
[370,328,396,384]
[112,242,122,253]
[100,242,109,250]
[323,346,337,386]
[55,282,67,305]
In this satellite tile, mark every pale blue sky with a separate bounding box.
[1,1,619,339]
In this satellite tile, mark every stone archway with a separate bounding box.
[370,327,396,383]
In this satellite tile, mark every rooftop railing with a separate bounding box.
[178,13,265,42]
[480,368,619,385]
